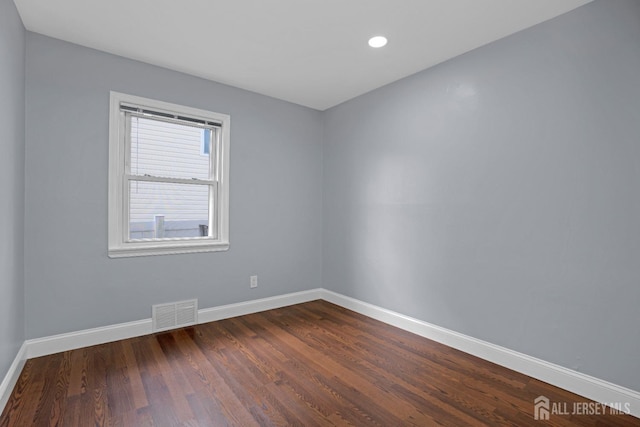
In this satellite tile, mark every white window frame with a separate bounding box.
[108,91,230,258]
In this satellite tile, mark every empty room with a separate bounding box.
[1,0,639,425]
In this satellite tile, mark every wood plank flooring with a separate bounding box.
[1,300,638,426]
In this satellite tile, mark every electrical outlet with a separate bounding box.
[250,275,258,288]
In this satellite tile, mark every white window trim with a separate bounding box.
[108,91,230,258]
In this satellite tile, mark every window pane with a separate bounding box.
[129,181,211,240]
[130,116,211,180]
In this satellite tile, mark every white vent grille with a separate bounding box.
[152,299,198,332]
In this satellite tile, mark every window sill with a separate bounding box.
[108,241,229,258]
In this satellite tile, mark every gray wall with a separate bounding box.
[24,34,323,338]
[323,0,640,391]
[0,0,25,378]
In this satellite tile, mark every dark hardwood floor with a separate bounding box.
[1,300,638,426]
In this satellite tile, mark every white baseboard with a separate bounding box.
[0,342,27,414]
[319,289,640,419]
[2,288,638,420]
[26,318,153,359]
[199,288,323,323]
[25,288,323,360]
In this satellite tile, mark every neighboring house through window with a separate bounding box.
[108,91,230,257]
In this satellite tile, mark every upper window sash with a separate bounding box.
[124,112,219,182]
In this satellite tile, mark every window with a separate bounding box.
[108,92,230,257]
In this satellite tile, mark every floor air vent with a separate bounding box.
[152,299,198,332]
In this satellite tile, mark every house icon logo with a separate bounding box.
[534,395,550,420]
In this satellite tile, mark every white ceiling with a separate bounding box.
[14,0,592,110]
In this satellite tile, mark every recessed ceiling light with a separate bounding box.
[368,36,388,48]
